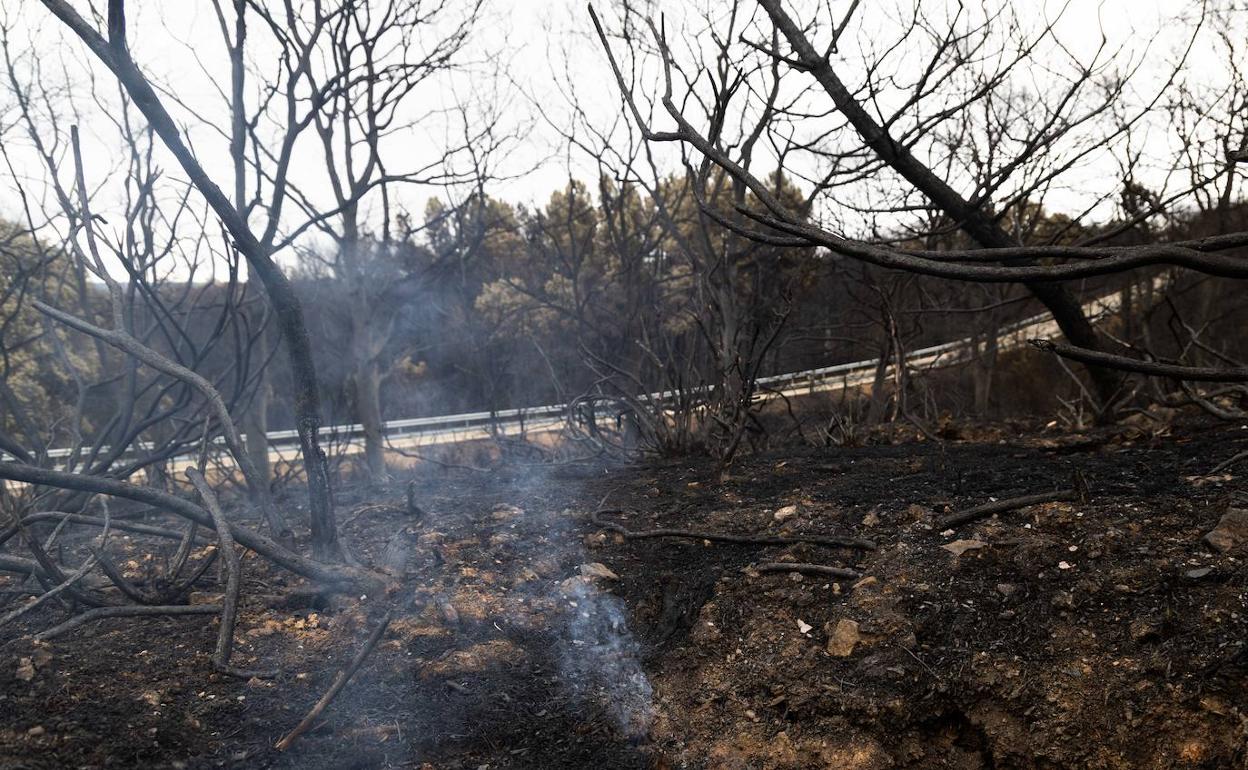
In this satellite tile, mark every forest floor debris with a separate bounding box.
[1,415,1246,768]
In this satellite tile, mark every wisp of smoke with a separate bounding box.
[556,574,654,737]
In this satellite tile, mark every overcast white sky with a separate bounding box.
[0,0,1230,275]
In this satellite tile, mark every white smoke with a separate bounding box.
[556,573,654,737]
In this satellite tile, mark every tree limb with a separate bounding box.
[1031,339,1248,383]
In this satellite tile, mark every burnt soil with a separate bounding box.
[2,415,1247,769]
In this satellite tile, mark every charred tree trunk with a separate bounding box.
[866,336,893,425]
[39,0,343,561]
[269,283,339,561]
[243,377,271,492]
[758,0,1122,413]
[972,329,999,416]
[352,341,387,481]
[339,206,389,483]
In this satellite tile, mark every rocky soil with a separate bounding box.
[2,414,1246,768]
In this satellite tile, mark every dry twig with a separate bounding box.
[35,604,222,641]
[186,468,275,678]
[275,609,394,751]
[1211,450,1248,475]
[592,509,876,550]
[752,562,862,580]
[0,553,100,629]
[937,489,1080,530]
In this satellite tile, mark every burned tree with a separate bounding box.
[27,0,342,559]
[590,0,1248,424]
[484,5,824,464]
[262,0,499,481]
[0,0,505,679]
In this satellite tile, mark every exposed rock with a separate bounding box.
[942,539,988,556]
[15,658,35,682]
[1203,508,1248,553]
[1129,617,1161,642]
[579,562,619,581]
[490,504,524,522]
[379,527,418,575]
[436,599,461,627]
[773,505,799,522]
[558,575,594,596]
[825,619,861,657]
[851,576,879,592]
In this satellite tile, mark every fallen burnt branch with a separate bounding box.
[937,489,1080,530]
[592,509,876,550]
[0,552,100,630]
[339,494,422,529]
[1210,450,1248,475]
[33,299,290,540]
[0,554,55,581]
[9,513,198,542]
[17,518,109,608]
[275,609,393,752]
[1031,339,1248,382]
[94,552,164,605]
[187,468,275,679]
[752,562,862,580]
[35,604,222,641]
[0,461,376,588]
[159,549,220,604]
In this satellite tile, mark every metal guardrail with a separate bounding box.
[11,279,1150,465]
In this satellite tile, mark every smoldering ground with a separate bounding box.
[273,461,656,769]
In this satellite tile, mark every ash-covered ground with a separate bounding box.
[3,414,1247,769]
